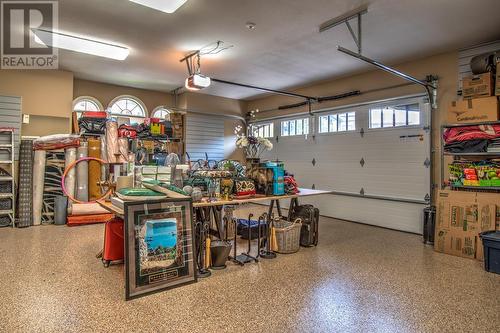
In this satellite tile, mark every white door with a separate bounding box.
[255,95,431,234]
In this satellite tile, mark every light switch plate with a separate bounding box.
[22,114,30,124]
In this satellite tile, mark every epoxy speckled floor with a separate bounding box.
[0,204,499,333]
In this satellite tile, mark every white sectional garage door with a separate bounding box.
[255,95,431,234]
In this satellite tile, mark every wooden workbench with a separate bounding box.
[97,188,331,218]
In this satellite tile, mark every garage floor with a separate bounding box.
[0,204,498,332]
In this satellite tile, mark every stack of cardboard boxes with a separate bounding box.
[447,57,500,124]
[435,191,499,260]
[437,56,500,261]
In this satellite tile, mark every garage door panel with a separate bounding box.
[252,95,429,233]
[299,194,424,234]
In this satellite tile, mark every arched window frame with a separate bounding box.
[73,96,104,119]
[107,95,147,125]
[108,95,147,117]
[151,106,171,120]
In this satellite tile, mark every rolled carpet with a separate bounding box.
[17,139,34,227]
[66,213,114,227]
[106,121,119,163]
[64,147,77,199]
[76,143,89,202]
[32,150,46,226]
[68,203,110,215]
[88,138,101,200]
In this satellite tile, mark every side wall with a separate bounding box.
[0,71,246,161]
[0,70,74,136]
[73,79,172,116]
[247,51,459,202]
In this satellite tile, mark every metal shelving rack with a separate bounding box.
[0,128,15,227]
[440,120,500,191]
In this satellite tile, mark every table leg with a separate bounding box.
[276,200,283,217]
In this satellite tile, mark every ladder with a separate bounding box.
[0,128,15,227]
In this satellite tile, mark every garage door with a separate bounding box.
[185,113,225,161]
[253,95,431,234]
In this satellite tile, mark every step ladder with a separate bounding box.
[0,128,15,227]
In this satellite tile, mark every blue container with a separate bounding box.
[263,161,285,195]
[480,231,500,274]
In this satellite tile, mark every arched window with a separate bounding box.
[108,95,147,117]
[73,96,103,118]
[152,106,171,120]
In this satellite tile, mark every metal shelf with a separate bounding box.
[443,120,500,128]
[451,185,500,191]
[444,152,500,156]
[0,130,14,227]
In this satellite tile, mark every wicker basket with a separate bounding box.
[272,218,302,254]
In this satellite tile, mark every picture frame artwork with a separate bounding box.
[124,198,197,300]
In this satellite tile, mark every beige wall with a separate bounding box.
[182,91,247,117]
[0,69,74,136]
[73,79,172,116]
[247,51,459,202]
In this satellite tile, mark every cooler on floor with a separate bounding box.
[480,231,500,274]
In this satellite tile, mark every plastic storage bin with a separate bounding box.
[480,231,500,274]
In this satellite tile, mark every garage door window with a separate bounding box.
[251,123,274,138]
[369,103,420,129]
[281,118,309,136]
[319,112,356,133]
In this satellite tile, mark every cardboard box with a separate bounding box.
[474,192,500,260]
[462,72,493,99]
[447,96,499,124]
[434,190,497,260]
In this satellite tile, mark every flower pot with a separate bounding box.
[246,157,260,167]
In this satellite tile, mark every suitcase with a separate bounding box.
[237,218,267,240]
[290,204,319,247]
[102,217,124,267]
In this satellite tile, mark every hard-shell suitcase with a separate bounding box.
[291,204,319,247]
[102,217,124,267]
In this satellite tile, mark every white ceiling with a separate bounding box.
[57,0,500,100]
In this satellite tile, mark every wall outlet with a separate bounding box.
[22,114,30,124]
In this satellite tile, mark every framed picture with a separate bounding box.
[124,198,197,300]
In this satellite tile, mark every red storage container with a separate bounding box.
[102,217,124,267]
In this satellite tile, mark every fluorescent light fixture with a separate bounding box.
[129,0,187,13]
[34,29,129,60]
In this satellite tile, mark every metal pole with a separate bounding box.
[211,78,316,100]
[337,46,436,90]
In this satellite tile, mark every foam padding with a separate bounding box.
[17,139,34,227]
[76,143,89,202]
[32,150,46,226]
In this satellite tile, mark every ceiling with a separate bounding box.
[57,0,500,100]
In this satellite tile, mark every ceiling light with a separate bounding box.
[129,0,187,13]
[34,29,129,60]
